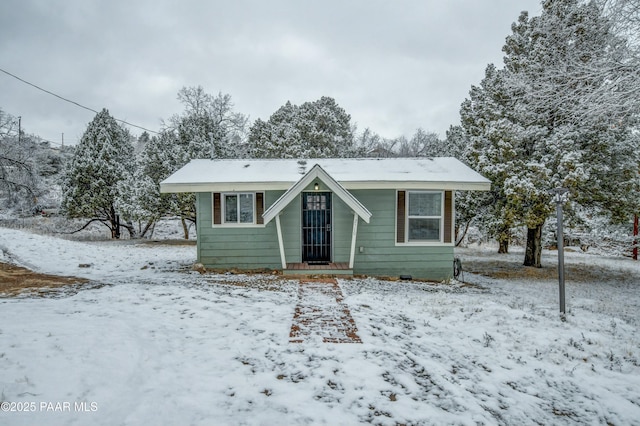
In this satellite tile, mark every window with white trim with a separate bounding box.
[406,191,442,242]
[223,193,255,224]
[213,192,264,226]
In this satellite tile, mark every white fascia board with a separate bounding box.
[263,164,372,225]
[160,181,294,193]
[341,181,492,191]
[161,180,491,194]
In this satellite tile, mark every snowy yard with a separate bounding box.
[1,228,639,425]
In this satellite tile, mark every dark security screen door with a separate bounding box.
[302,192,331,263]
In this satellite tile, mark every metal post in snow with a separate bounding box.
[553,188,569,318]
[633,214,638,261]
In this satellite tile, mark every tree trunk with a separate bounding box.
[455,219,471,247]
[110,211,121,239]
[139,219,155,239]
[122,220,137,239]
[181,216,189,240]
[497,228,510,254]
[524,224,544,267]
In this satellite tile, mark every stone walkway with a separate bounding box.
[289,278,362,344]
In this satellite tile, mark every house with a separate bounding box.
[160,157,490,280]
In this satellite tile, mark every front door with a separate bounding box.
[302,192,332,264]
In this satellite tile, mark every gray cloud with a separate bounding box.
[0,0,541,145]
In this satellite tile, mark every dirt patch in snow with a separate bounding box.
[0,261,90,297]
[464,256,637,283]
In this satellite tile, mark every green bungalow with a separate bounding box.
[160,157,490,280]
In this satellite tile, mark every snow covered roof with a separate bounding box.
[160,157,491,193]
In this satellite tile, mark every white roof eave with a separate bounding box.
[160,181,294,193]
[160,180,491,194]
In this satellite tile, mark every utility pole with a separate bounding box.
[17,116,21,143]
[552,188,569,318]
[62,132,64,148]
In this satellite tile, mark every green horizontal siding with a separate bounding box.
[280,198,301,263]
[196,192,282,270]
[351,190,454,280]
[331,195,352,263]
[195,188,454,280]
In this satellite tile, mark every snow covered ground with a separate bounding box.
[1,227,639,425]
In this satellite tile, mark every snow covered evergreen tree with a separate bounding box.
[248,97,362,158]
[443,125,469,159]
[297,96,359,157]
[117,130,181,238]
[61,109,135,239]
[249,101,302,158]
[134,131,151,155]
[461,0,640,266]
[460,62,522,253]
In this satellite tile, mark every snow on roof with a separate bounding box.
[160,157,491,192]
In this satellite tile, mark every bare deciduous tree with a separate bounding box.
[0,109,38,209]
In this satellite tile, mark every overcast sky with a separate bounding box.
[0,0,542,146]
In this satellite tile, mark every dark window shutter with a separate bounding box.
[444,191,452,243]
[397,191,406,243]
[213,193,221,225]
[256,192,264,225]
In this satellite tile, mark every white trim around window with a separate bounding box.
[397,190,445,246]
[213,192,265,227]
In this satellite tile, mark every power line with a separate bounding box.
[0,67,159,135]
[37,138,64,147]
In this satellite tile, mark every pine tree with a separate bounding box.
[461,63,521,253]
[298,96,357,157]
[461,0,640,266]
[443,125,469,159]
[249,101,303,158]
[61,109,135,239]
[248,97,362,159]
[117,130,181,238]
